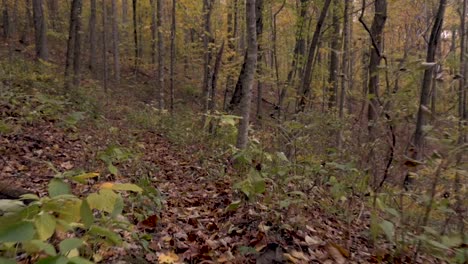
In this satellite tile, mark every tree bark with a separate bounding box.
[459,0,467,144]
[88,0,97,73]
[102,0,109,92]
[170,0,176,113]
[338,0,351,149]
[236,0,257,149]
[229,0,264,111]
[111,0,120,82]
[2,0,10,39]
[150,0,156,64]
[157,0,164,109]
[64,0,83,89]
[327,0,340,109]
[223,0,238,110]
[255,0,264,124]
[413,0,447,158]
[132,0,139,73]
[46,0,59,31]
[202,0,215,113]
[297,0,332,112]
[32,0,48,60]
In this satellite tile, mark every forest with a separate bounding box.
[0,0,466,263]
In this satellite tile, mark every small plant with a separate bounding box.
[0,173,142,263]
[97,145,136,176]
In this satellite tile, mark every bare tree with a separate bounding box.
[32,0,48,60]
[202,0,215,112]
[327,0,340,109]
[65,0,84,89]
[412,0,447,159]
[170,0,176,112]
[2,0,10,39]
[359,0,387,138]
[338,0,351,149]
[255,0,264,124]
[102,0,109,92]
[132,0,139,72]
[236,0,257,149]
[297,0,332,112]
[150,0,156,64]
[459,0,467,144]
[46,0,59,31]
[111,0,120,82]
[157,0,165,109]
[88,0,97,72]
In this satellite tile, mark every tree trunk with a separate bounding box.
[170,0,176,113]
[223,0,238,110]
[209,41,225,114]
[338,0,351,149]
[21,0,33,44]
[111,0,120,82]
[286,0,308,86]
[459,0,467,144]
[255,0,264,124]
[2,0,10,39]
[229,0,264,111]
[365,0,387,137]
[64,0,83,89]
[72,0,82,87]
[102,0,109,92]
[46,0,59,31]
[236,0,257,149]
[202,0,215,113]
[327,1,340,109]
[297,0,332,112]
[150,0,156,64]
[88,0,97,73]
[132,0,139,72]
[157,0,164,109]
[32,0,48,60]
[413,0,446,158]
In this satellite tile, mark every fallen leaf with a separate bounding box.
[326,243,346,264]
[305,235,321,246]
[139,215,158,229]
[60,161,74,170]
[158,251,180,264]
[100,182,114,189]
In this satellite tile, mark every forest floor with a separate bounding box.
[0,86,411,264]
[0,54,440,263]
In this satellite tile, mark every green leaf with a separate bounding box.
[80,200,94,229]
[379,220,395,242]
[88,225,122,245]
[111,196,124,218]
[72,172,99,184]
[225,200,242,212]
[36,256,69,264]
[0,221,35,242]
[59,238,83,254]
[111,183,143,193]
[276,152,289,162]
[68,256,94,264]
[108,164,119,176]
[20,194,40,201]
[28,240,57,256]
[0,199,25,215]
[87,189,118,213]
[35,213,56,240]
[48,179,71,197]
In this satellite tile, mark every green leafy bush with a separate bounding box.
[0,173,142,263]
